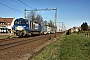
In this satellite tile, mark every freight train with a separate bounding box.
[13,18,55,37]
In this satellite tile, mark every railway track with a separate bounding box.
[0,34,54,50]
[0,32,63,60]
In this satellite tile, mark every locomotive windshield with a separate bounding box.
[14,19,28,24]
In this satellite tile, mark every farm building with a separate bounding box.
[0,17,15,33]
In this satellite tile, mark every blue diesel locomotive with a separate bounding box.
[13,18,42,37]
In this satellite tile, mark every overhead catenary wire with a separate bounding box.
[10,0,20,4]
[18,0,33,9]
[32,0,44,8]
[18,0,50,20]
[0,2,23,13]
[11,0,51,20]
[31,0,52,20]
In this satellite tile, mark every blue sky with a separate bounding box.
[0,0,90,30]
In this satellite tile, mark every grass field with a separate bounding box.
[59,34,90,60]
[32,33,90,60]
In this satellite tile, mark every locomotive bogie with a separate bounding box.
[14,30,27,37]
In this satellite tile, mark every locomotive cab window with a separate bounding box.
[14,20,28,24]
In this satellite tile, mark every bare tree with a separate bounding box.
[26,11,36,29]
[35,14,43,24]
[43,20,48,26]
[27,11,36,22]
[48,20,54,27]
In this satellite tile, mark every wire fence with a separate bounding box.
[78,32,90,37]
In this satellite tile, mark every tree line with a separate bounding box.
[26,11,55,27]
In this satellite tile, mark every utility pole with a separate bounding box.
[54,7,57,37]
[24,8,57,37]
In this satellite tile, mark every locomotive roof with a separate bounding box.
[15,18,28,21]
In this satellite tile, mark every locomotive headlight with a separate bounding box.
[16,26,23,30]
[23,26,27,29]
[23,26,26,27]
